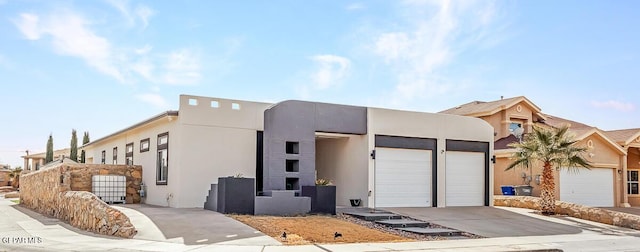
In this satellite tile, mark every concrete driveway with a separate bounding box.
[116,204,279,245]
[385,206,582,238]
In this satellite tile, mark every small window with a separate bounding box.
[188,98,198,106]
[140,138,150,153]
[211,101,219,108]
[101,150,106,164]
[232,103,241,110]
[286,160,299,172]
[126,143,134,165]
[112,147,118,165]
[628,170,639,195]
[286,141,299,154]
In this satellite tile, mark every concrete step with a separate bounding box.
[398,227,463,236]
[343,212,402,221]
[375,219,429,228]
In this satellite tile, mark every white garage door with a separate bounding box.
[560,168,614,207]
[375,148,432,207]
[445,151,485,206]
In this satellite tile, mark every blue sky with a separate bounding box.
[1,0,639,167]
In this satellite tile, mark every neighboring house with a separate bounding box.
[22,148,71,172]
[82,94,495,209]
[603,128,640,207]
[441,96,628,207]
[0,164,11,186]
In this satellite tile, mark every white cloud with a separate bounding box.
[310,54,351,90]
[369,0,506,104]
[14,11,125,82]
[162,49,202,85]
[105,0,154,29]
[13,10,201,85]
[346,3,365,10]
[591,100,635,112]
[136,93,170,109]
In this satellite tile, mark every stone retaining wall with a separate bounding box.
[20,163,139,238]
[494,196,640,230]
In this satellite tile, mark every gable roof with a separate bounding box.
[604,128,640,146]
[541,113,592,130]
[439,96,545,119]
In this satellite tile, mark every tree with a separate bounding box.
[70,129,78,161]
[45,134,54,163]
[80,132,90,163]
[507,124,592,215]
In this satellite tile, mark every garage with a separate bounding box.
[445,151,485,206]
[374,147,432,207]
[560,168,614,207]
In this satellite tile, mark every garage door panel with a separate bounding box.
[445,151,485,207]
[560,168,613,207]
[375,148,432,207]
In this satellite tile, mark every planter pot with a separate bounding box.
[217,177,255,215]
[302,185,336,215]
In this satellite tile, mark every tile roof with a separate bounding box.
[604,128,640,144]
[540,113,592,129]
[439,96,546,120]
[495,135,520,150]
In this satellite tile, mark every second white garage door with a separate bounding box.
[375,147,432,207]
[445,151,485,206]
[560,168,614,207]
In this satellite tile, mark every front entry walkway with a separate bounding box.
[385,206,582,237]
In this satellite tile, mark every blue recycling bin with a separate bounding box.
[501,185,515,196]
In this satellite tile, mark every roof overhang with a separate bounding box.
[83,111,178,148]
[467,97,547,120]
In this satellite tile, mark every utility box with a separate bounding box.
[92,175,127,204]
[514,185,533,196]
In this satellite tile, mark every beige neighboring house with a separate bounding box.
[604,128,640,206]
[441,96,629,207]
[22,148,71,172]
[82,94,495,209]
[0,164,11,186]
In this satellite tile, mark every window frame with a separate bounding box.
[112,147,118,165]
[140,138,150,153]
[126,142,134,165]
[628,170,639,195]
[156,132,169,185]
[101,150,106,164]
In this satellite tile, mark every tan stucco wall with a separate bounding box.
[494,133,624,206]
[368,108,495,207]
[0,171,9,186]
[315,135,369,207]
[627,148,640,206]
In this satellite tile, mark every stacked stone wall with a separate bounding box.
[20,163,140,238]
[494,196,640,231]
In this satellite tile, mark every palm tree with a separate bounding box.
[506,124,592,215]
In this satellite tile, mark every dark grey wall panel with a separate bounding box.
[262,100,367,193]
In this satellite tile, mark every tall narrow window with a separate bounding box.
[112,147,118,164]
[101,150,106,164]
[628,170,639,195]
[157,132,169,185]
[126,143,134,165]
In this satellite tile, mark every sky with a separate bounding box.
[1,0,639,167]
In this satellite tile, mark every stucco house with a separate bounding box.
[603,128,640,206]
[22,148,71,172]
[0,164,11,187]
[82,94,494,209]
[441,96,631,207]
